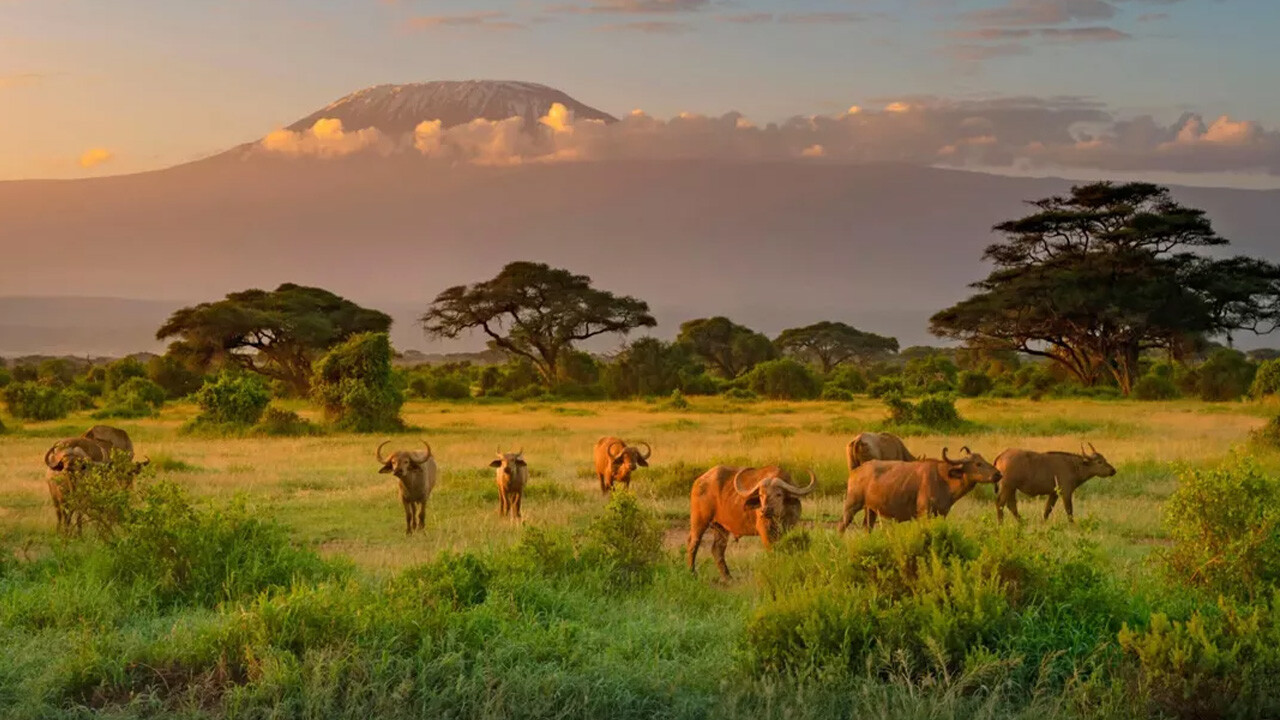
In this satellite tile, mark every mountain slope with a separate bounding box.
[2,157,1277,356]
[286,80,618,135]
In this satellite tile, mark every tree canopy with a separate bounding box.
[774,321,899,373]
[156,283,391,396]
[676,317,776,379]
[930,182,1280,395]
[420,261,655,386]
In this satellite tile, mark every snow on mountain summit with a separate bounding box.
[287,80,618,136]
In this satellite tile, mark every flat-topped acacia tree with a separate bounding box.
[930,182,1280,395]
[156,283,392,397]
[774,321,900,373]
[421,261,656,387]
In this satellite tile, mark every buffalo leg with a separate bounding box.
[710,526,731,581]
[598,473,608,495]
[1062,492,1075,523]
[404,502,413,535]
[1043,491,1058,520]
[688,519,710,572]
[865,509,878,532]
[1001,488,1023,523]
[837,494,861,534]
[416,502,426,532]
[499,490,509,517]
[514,492,523,521]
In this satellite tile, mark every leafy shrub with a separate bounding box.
[827,365,868,394]
[663,389,690,411]
[60,451,151,537]
[189,370,271,429]
[62,387,97,411]
[37,358,75,388]
[957,370,993,398]
[407,372,472,400]
[93,377,167,419]
[915,394,963,428]
[2,382,70,421]
[103,356,147,394]
[252,407,323,437]
[10,363,37,383]
[1195,349,1257,402]
[1161,459,1280,600]
[819,385,854,401]
[1135,373,1180,401]
[0,365,11,389]
[1119,599,1280,720]
[1252,359,1280,399]
[389,552,491,610]
[724,387,758,401]
[868,376,907,398]
[146,352,205,399]
[743,359,821,400]
[311,332,404,432]
[882,393,915,425]
[107,482,335,608]
[580,491,664,590]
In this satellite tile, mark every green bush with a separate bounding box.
[252,406,323,437]
[1251,359,1280,399]
[1195,349,1257,402]
[663,389,690,410]
[957,370,993,397]
[146,352,205,399]
[742,358,821,400]
[1119,599,1280,720]
[312,332,405,432]
[1161,459,1280,600]
[2,381,70,421]
[819,385,854,401]
[103,356,147,394]
[0,365,11,389]
[189,370,271,429]
[93,377,167,419]
[10,363,37,383]
[868,376,906,398]
[882,393,915,425]
[580,491,664,590]
[1135,373,1180,401]
[1252,415,1280,450]
[62,387,97,411]
[915,394,964,428]
[408,372,472,400]
[60,451,152,537]
[37,358,75,388]
[389,552,491,610]
[827,365,868,394]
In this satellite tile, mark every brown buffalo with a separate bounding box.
[43,437,150,533]
[688,465,817,580]
[837,447,1001,532]
[82,425,134,460]
[846,431,916,470]
[490,448,529,520]
[377,440,438,534]
[994,444,1117,523]
[593,436,652,495]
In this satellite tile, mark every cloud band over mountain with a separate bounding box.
[257,97,1280,177]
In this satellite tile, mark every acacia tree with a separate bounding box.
[774,321,899,373]
[421,261,656,386]
[931,182,1280,395]
[676,317,776,379]
[156,284,392,397]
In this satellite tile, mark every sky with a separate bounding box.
[2,0,1279,183]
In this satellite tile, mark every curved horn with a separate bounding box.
[376,440,391,464]
[421,440,433,460]
[942,447,961,464]
[1088,442,1098,456]
[733,467,764,497]
[961,446,972,456]
[776,468,818,497]
[607,440,625,460]
[44,445,59,469]
[638,441,652,461]
[516,447,524,457]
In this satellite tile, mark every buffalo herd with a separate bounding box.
[39,426,1118,580]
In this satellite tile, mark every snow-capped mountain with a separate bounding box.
[286,80,618,135]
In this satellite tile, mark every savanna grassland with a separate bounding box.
[2,396,1279,719]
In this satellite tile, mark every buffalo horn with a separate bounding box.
[942,447,961,464]
[44,445,58,469]
[733,467,764,497]
[777,468,818,497]
[607,440,625,460]
[1088,442,1098,456]
[638,441,652,460]
[376,440,391,464]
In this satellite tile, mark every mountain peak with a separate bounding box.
[286,80,617,136]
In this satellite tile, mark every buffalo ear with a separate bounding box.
[379,462,393,474]
[51,461,65,472]
[489,459,503,468]
[948,467,964,479]
[743,496,762,511]
[515,458,527,467]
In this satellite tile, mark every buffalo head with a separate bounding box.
[377,440,433,480]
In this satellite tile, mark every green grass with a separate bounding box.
[1,395,1278,718]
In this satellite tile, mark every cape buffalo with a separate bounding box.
[43,437,149,533]
[82,425,134,460]
[377,440,438,534]
[994,444,1117,523]
[593,436,652,495]
[490,449,528,521]
[837,447,1001,532]
[846,431,916,470]
[688,465,817,580]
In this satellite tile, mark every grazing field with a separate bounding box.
[1,396,1278,719]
